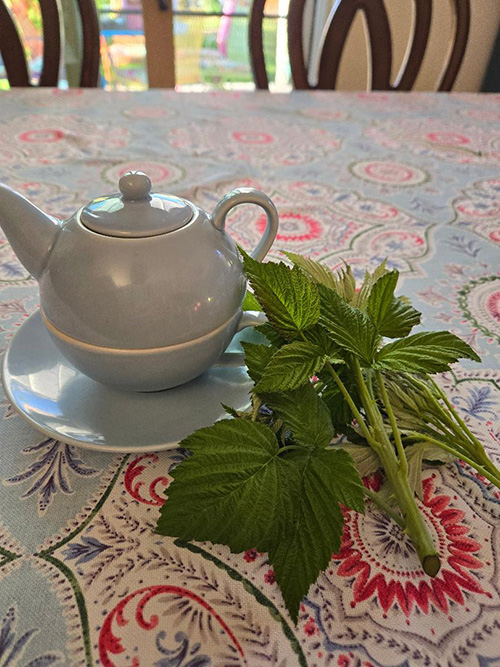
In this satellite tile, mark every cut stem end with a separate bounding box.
[423,554,441,578]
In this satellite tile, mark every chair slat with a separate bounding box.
[0,0,31,86]
[249,0,270,90]
[252,0,472,92]
[0,0,100,88]
[39,0,62,86]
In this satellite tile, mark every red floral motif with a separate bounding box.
[99,585,246,666]
[362,471,383,492]
[19,129,64,143]
[333,476,490,616]
[426,132,471,146]
[233,131,274,144]
[257,211,323,242]
[243,549,259,562]
[124,454,169,506]
[264,569,275,584]
[486,290,500,322]
[304,617,319,636]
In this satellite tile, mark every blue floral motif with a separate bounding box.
[0,605,63,666]
[62,535,110,565]
[0,263,27,279]
[154,631,210,667]
[445,235,481,257]
[168,449,190,473]
[454,386,497,420]
[5,438,99,515]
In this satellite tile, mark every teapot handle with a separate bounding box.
[211,188,279,262]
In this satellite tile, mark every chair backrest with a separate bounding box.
[250,0,493,91]
[0,0,100,87]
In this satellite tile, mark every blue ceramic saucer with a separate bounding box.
[2,311,255,453]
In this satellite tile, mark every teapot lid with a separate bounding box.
[80,171,193,238]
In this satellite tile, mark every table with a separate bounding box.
[0,89,499,667]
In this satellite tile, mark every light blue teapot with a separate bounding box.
[0,172,278,391]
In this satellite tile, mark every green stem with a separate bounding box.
[363,486,405,529]
[418,377,500,481]
[351,359,440,577]
[376,370,408,476]
[427,377,487,454]
[404,431,500,489]
[324,362,375,446]
[251,395,262,422]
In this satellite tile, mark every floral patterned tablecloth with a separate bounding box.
[0,89,499,667]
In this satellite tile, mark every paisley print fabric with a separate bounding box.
[0,89,499,666]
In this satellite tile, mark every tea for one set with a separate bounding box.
[0,172,279,451]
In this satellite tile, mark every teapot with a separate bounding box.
[0,172,278,391]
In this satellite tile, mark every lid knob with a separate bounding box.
[119,171,152,201]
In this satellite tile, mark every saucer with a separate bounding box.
[2,311,256,453]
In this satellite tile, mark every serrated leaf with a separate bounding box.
[156,420,364,624]
[263,384,334,448]
[283,251,338,290]
[337,443,381,478]
[319,285,379,365]
[405,442,456,499]
[338,264,356,303]
[367,271,421,337]
[255,342,327,393]
[269,447,364,623]
[304,324,344,359]
[241,249,320,338]
[321,383,354,427]
[255,322,288,347]
[242,290,262,311]
[241,341,276,383]
[156,420,294,552]
[352,259,389,309]
[376,331,481,373]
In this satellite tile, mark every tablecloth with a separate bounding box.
[0,89,499,667]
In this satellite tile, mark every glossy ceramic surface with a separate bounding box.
[2,311,257,452]
[43,308,265,392]
[0,177,278,350]
[0,174,278,389]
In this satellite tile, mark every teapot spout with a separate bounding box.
[0,184,60,280]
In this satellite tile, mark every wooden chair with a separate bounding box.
[249,0,498,92]
[0,0,100,87]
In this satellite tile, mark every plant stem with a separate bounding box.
[323,363,375,446]
[363,486,405,529]
[404,431,500,489]
[352,358,440,577]
[376,370,408,476]
[427,377,488,455]
[415,376,500,483]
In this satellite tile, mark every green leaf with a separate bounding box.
[376,331,481,373]
[321,382,354,427]
[304,324,345,359]
[255,341,327,393]
[241,249,320,338]
[241,341,276,383]
[335,443,381,478]
[242,290,262,311]
[319,285,379,365]
[285,252,358,304]
[269,447,364,623]
[255,322,288,347]
[405,442,455,499]
[156,420,364,624]
[156,420,294,552]
[283,251,338,290]
[352,259,389,309]
[367,271,421,338]
[263,384,334,448]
